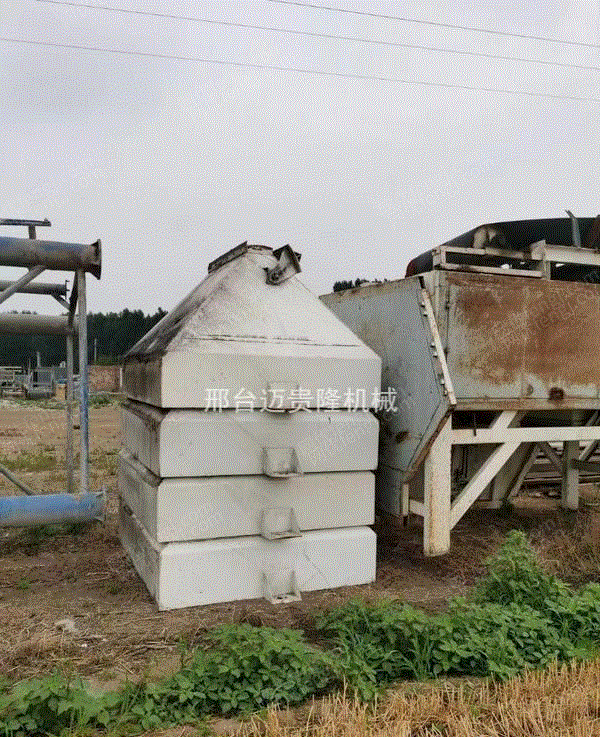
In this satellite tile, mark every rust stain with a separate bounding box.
[447,273,600,399]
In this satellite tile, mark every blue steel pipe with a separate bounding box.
[0,491,104,527]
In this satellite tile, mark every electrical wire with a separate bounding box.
[32,0,600,75]
[2,36,599,102]
[269,0,600,50]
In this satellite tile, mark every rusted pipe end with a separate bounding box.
[90,239,102,279]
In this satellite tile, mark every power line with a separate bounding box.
[2,36,599,103]
[269,0,600,50]
[33,0,600,75]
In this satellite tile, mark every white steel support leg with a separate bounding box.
[401,483,409,520]
[507,443,539,500]
[562,411,584,511]
[423,417,452,556]
[561,441,579,510]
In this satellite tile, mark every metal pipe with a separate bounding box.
[0,266,46,306]
[66,332,75,495]
[566,210,582,248]
[78,269,89,494]
[0,491,104,527]
[0,236,101,278]
[0,464,34,496]
[0,279,67,297]
[0,313,78,335]
[0,218,51,230]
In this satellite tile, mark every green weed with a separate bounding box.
[0,448,57,473]
[2,530,600,734]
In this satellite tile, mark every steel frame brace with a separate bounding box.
[0,219,99,514]
[408,409,600,555]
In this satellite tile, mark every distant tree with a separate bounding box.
[332,278,370,292]
[0,307,167,367]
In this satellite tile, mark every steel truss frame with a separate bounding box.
[404,408,600,555]
[0,219,99,498]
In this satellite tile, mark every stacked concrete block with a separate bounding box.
[120,244,381,609]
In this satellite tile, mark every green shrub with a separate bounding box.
[543,582,600,642]
[3,531,600,733]
[317,599,439,695]
[472,530,570,609]
[0,671,117,736]
[439,600,574,678]
[316,595,575,693]
[126,624,334,730]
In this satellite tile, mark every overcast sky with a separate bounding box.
[2,0,600,315]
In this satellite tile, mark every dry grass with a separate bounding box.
[235,659,600,737]
[533,513,600,583]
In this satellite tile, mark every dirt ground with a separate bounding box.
[0,400,598,689]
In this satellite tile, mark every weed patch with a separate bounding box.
[0,448,57,473]
[2,531,600,734]
[317,532,600,697]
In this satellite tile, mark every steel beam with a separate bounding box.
[0,313,77,335]
[0,279,67,297]
[65,332,75,495]
[0,266,46,305]
[78,269,89,494]
[0,236,101,278]
[452,426,600,444]
[562,440,580,510]
[450,442,520,528]
[0,464,34,496]
[539,442,563,471]
[562,410,584,511]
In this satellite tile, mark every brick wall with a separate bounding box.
[89,364,122,392]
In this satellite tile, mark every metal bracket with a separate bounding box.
[266,245,302,284]
[420,289,456,405]
[260,507,302,540]
[0,218,51,240]
[262,570,302,604]
[262,447,302,477]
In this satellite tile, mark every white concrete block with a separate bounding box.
[119,451,375,542]
[125,348,381,410]
[123,247,381,408]
[119,502,377,610]
[122,403,379,477]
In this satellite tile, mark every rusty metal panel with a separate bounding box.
[444,272,600,403]
[322,279,453,482]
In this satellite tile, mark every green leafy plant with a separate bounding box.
[472,530,569,609]
[0,671,114,736]
[15,577,31,591]
[3,530,600,734]
[125,624,334,730]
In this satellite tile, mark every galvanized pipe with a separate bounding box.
[0,266,46,306]
[65,332,75,495]
[78,269,89,494]
[0,313,78,335]
[0,236,101,278]
[0,491,104,527]
[0,279,67,296]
